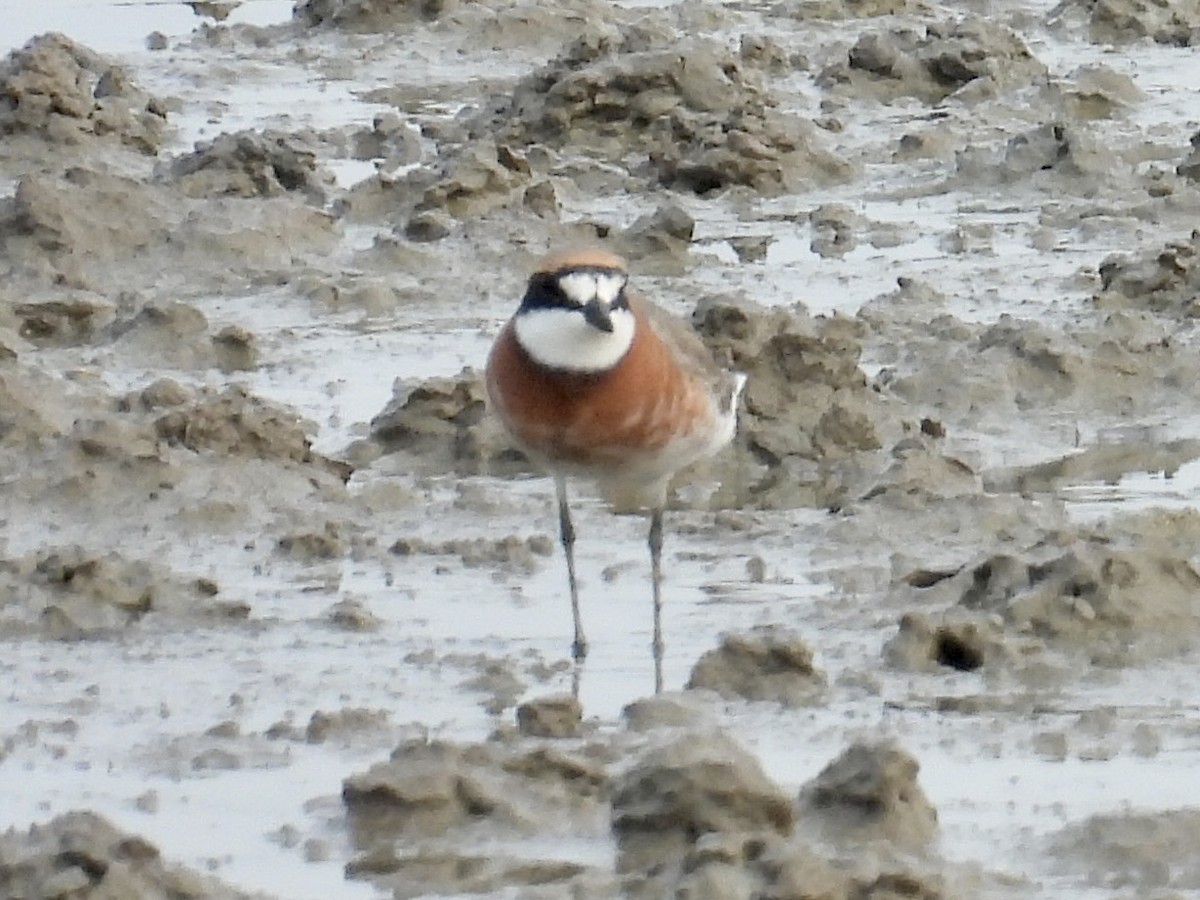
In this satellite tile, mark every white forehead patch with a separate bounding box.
[514,306,636,373]
[558,271,627,307]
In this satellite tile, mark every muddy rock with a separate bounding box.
[953,121,1121,190]
[0,166,337,294]
[167,129,330,202]
[342,738,606,836]
[656,827,947,900]
[907,521,1200,664]
[1179,129,1200,181]
[738,33,793,72]
[810,202,863,258]
[277,522,348,561]
[877,308,1189,432]
[1049,808,1200,890]
[341,742,515,835]
[416,139,527,219]
[325,597,383,631]
[984,438,1200,494]
[609,202,695,274]
[477,27,853,195]
[1096,229,1200,316]
[10,294,117,346]
[622,691,714,731]
[686,627,827,706]
[819,17,1046,104]
[516,693,583,738]
[883,610,999,672]
[342,737,607,894]
[610,730,794,874]
[121,376,193,412]
[368,367,522,475]
[306,707,391,743]
[0,367,67,450]
[0,32,168,154]
[1054,64,1145,120]
[106,299,217,368]
[0,169,173,286]
[798,740,938,848]
[783,0,925,19]
[963,545,1200,654]
[403,209,453,242]
[0,811,262,899]
[212,324,259,372]
[461,656,527,714]
[296,0,457,29]
[347,849,591,898]
[693,295,900,508]
[664,833,849,900]
[1051,0,1200,46]
[0,545,236,639]
[389,533,553,570]
[349,112,423,168]
[154,384,351,478]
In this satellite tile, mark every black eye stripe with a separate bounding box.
[521,268,629,313]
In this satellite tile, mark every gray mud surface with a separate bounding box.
[4,0,1200,897]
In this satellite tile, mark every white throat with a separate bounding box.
[513,306,636,373]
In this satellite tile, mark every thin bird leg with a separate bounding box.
[649,506,665,694]
[555,476,587,660]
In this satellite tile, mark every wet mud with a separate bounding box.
[4,0,1200,897]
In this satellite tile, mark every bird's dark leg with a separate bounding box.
[555,476,586,660]
[649,506,665,694]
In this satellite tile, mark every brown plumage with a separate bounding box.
[485,248,743,690]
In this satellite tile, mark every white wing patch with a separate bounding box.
[558,271,627,307]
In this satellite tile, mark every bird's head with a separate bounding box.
[513,248,635,373]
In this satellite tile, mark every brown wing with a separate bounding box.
[634,294,743,415]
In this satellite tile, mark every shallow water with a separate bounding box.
[5,0,1200,897]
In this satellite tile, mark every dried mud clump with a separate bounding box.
[784,0,925,20]
[0,170,172,285]
[368,368,523,475]
[343,738,606,837]
[0,811,260,900]
[0,32,168,154]
[414,139,529,219]
[389,533,553,571]
[820,17,1047,103]
[342,738,606,895]
[667,834,850,900]
[1049,808,1200,891]
[295,0,454,29]
[10,295,116,347]
[611,730,794,875]
[686,627,827,707]
[984,438,1200,496]
[0,546,236,639]
[880,308,1188,435]
[898,519,1200,666]
[1096,229,1200,317]
[1051,0,1200,46]
[155,384,352,479]
[167,129,329,202]
[516,693,583,738]
[0,369,61,449]
[959,543,1200,657]
[798,740,938,848]
[952,121,1118,190]
[479,27,853,195]
[694,295,898,508]
[883,610,999,673]
[1178,129,1200,181]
